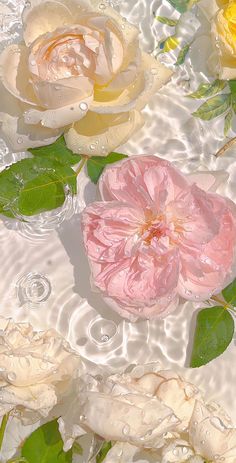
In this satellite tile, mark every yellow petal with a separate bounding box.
[64,110,144,156]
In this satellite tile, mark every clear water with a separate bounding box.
[0,0,236,425]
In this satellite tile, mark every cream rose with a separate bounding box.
[58,365,200,452]
[59,365,236,463]
[0,0,172,156]
[0,317,81,423]
[212,0,236,79]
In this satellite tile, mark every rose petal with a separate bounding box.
[0,44,37,105]
[0,83,62,151]
[32,76,93,109]
[90,53,172,114]
[187,170,229,192]
[99,156,189,210]
[79,390,179,446]
[65,110,144,156]
[23,0,92,46]
[23,93,93,128]
[189,401,236,462]
[82,201,144,263]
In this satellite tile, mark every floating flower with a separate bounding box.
[0,0,172,155]
[0,317,81,423]
[82,155,236,320]
[212,0,236,79]
[59,364,236,463]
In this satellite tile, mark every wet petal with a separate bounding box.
[65,110,144,156]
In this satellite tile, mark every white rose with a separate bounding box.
[0,0,172,156]
[0,317,80,423]
[189,400,236,463]
[59,370,181,452]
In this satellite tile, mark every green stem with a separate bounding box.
[75,156,88,176]
[210,295,236,312]
[0,413,9,453]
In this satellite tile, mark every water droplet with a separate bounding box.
[79,414,86,422]
[201,440,205,445]
[99,2,106,9]
[17,137,23,144]
[185,289,192,296]
[79,102,88,111]
[182,447,188,455]
[90,144,96,151]
[25,0,31,6]
[54,85,60,90]
[122,424,130,435]
[7,372,16,382]
[101,334,110,343]
[70,107,74,111]
[30,59,36,66]
[151,68,158,76]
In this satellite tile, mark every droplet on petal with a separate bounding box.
[79,102,88,111]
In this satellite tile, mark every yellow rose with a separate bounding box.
[213,0,236,79]
[0,0,172,156]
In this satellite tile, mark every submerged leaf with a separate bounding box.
[156,16,178,26]
[224,109,233,137]
[188,80,227,99]
[96,442,112,463]
[0,158,77,217]
[175,43,190,65]
[192,94,231,121]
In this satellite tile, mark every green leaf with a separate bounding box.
[192,94,231,121]
[188,79,227,99]
[166,0,189,12]
[175,43,190,65]
[28,136,81,167]
[72,442,83,455]
[222,278,236,306]
[229,79,236,96]
[96,442,112,463]
[87,152,127,184]
[224,109,233,137]
[21,420,72,463]
[156,16,178,26]
[190,306,234,367]
[0,157,77,217]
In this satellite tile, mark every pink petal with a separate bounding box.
[92,246,179,318]
[178,196,236,300]
[82,201,144,263]
[99,156,190,212]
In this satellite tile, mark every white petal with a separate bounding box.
[23,94,93,129]
[162,440,195,463]
[32,76,93,109]
[198,0,219,20]
[189,401,236,462]
[0,82,62,151]
[0,419,39,463]
[64,110,144,156]
[23,0,92,46]
[79,390,179,447]
[103,442,138,463]
[0,44,37,105]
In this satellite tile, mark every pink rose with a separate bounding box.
[82,156,236,320]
